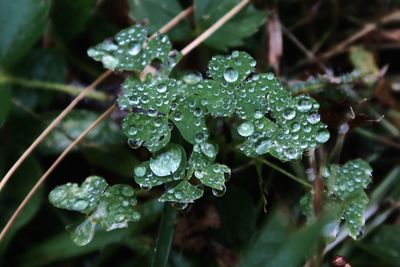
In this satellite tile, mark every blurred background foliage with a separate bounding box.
[1,0,400,266]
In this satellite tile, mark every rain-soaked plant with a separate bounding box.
[48,25,373,247]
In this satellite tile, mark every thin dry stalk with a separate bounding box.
[0,70,112,193]
[0,0,252,242]
[0,105,117,241]
[181,0,250,56]
[0,6,194,195]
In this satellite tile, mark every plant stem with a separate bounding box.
[151,203,177,267]
[256,158,313,188]
[0,73,110,101]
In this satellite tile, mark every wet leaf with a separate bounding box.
[122,113,171,152]
[159,181,203,203]
[301,159,373,240]
[40,110,123,155]
[48,176,140,246]
[133,144,186,188]
[88,25,172,71]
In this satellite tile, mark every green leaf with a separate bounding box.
[21,200,162,267]
[128,0,190,41]
[133,144,186,188]
[238,211,289,267]
[196,51,329,161]
[87,25,172,71]
[194,0,267,50]
[51,0,96,40]
[0,86,11,127]
[40,110,123,155]
[301,159,373,240]
[170,96,208,144]
[122,113,171,152]
[159,181,203,203]
[49,176,109,213]
[0,0,50,68]
[119,76,182,114]
[48,176,140,246]
[195,163,230,190]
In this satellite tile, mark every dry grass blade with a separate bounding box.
[0,70,112,193]
[181,0,250,56]
[0,6,195,195]
[0,0,252,242]
[0,105,117,241]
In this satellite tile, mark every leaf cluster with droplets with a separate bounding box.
[48,25,341,246]
[300,159,373,241]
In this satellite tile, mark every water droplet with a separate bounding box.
[128,139,142,149]
[49,188,66,203]
[307,113,321,124]
[174,191,183,199]
[149,146,182,176]
[253,110,264,119]
[316,129,330,143]
[297,98,313,112]
[291,122,301,132]
[183,71,203,85]
[72,199,89,211]
[200,142,217,158]
[255,140,272,155]
[283,108,296,120]
[120,186,135,197]
[212,185,226,197]
[223,67,239,83]
[266,72,275,80]
[157,83,167,93]
[128,42,142,56]
[102,55,119,70]
[173,112,183,121]
[237,121,254,137]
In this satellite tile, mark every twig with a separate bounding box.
[180,0,251,56]
[0,5,195,195]
[0,73,110,101]
[319,10,400,60]
[256,158,312,188]
[0,105,117,241]
[0,69,112,194]
[0,0,253,243]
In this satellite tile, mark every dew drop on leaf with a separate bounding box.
[134,165,146,177]
[223,67,239,83]
[212,184,226,197]
[128,42,141,56]
[183,71,203,85]
[149,145,183,177]
[307,113,321,124]
[316,129,330,143]
[283,108,296,120]
[237,121,255,137]
[72,199,89,211]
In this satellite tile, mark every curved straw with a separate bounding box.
[0,0,251,242]
[0,70,112,193]
[0,105,116,241]
[0,6,194,194]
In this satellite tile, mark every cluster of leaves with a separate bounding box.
[301,159,373,240]
[48,23,372,245]
[49,176,140,245]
